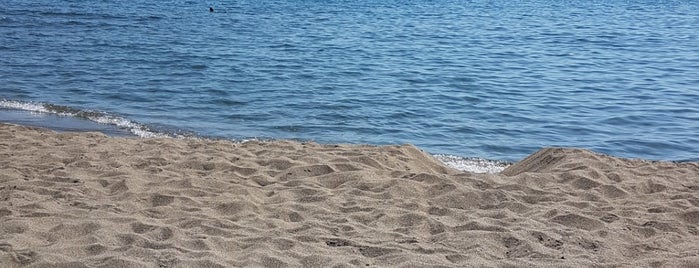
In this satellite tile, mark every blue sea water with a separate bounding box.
[1,0,698,165]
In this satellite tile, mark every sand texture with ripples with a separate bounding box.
[1,123,698,267]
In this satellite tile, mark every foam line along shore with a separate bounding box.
[0,100,509,173]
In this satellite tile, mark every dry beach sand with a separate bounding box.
[1,123,698,267]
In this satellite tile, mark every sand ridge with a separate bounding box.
[0,123,698,267]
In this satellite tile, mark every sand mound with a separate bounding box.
[1,123,698,267]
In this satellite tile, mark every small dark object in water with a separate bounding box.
[209,7,214,12]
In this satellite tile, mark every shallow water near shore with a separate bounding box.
[1,0,698,162]
[0,109,133,137]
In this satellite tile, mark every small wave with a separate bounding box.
[433,154,510,174]
[0,99,169,138]
[0,100,49,113]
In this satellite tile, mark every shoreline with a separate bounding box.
[4,99,697,164]
[0,108,135,138]
[1,123,697,267]
[0,108,510,173]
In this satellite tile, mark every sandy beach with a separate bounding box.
[1,123,697,267]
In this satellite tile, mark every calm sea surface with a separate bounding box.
[1,0,698,163]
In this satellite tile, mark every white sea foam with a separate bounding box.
[433,154,509,174]
[1,99,167,138]
[88,115,169,138]
[0,99,50,113]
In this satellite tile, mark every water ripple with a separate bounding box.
[1,0,698,162]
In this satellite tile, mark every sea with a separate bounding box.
[1,0,698,173]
